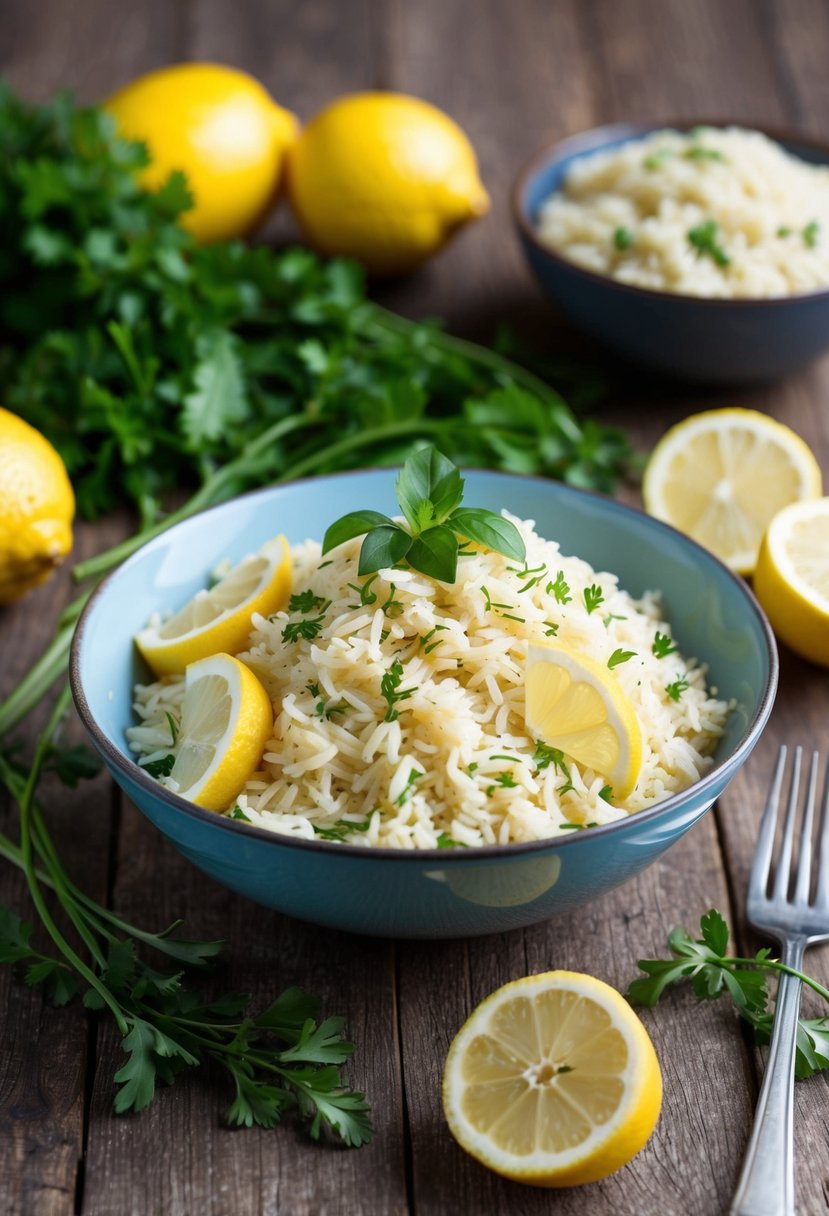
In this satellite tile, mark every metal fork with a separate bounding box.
[730,746,829,1216]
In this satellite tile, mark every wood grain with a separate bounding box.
[4,1,829,1213]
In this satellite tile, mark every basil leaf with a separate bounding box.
[322,511,392,555]
[407,526,458,583]
[396,447,464,527]
[447,508,526,561]
[358,524,412,574]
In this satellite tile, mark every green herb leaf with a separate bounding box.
[688,220,730,268]
[407,526,459,583]
[322,511,393,555]
[608,648,636,669]
[447,508,526,562]
[583,584,604,614]
[358,524,413,576]
[613,226,634,251]
[396,446,464,529]
[182,331,249,446]
[652,631,677,659]
[804,220,820,248]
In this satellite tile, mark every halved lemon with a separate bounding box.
[164,653,273,812]
[135,535,292,676]
[442,971,662,1187]
[642,408,822,575]
[753,497,829,667]
[524,642,642,801]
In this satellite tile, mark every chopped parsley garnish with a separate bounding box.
[688,220,730,268]
[395,768,424,806]
[583,584,604,614]
[380,584,403,618]
[436,833,468,849]
[347,575,378,607]
[532,742,567,773]
[666,676,690,702]
[313,818,372,842]
[282,614,326,644]
[614,226,634,251]
[599,785,614,802]
[288,589,328,613]
[380,660,415,722]
[561,820,599,831]
[547,571,572,604]
[804,221,820,248]
[466,762,479,775]
[652,631,677,659]
[602,613,626,628]
[142,754,175,779]
[489,754,520,763]
[684,145,726,162]
[543,622,559,637]
[164,711,179,744]
[486,771,519,796]
[315,697,348,720]
[229,804,251,822]
[777,226,792,238]
[644,148,674,170]
[608,648,636,669]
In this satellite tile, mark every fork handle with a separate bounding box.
[729,938,805,1216]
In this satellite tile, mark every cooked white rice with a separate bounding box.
[127,515,731,849]
[536,126,829,298]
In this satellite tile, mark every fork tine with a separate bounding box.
[772,746,802,902]
[750,745,788,896]
[793,751,820,904]
[814,756,829,907]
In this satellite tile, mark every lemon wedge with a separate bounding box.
[135,535,292,677]
[642,408,822,575]
[442,971,662,1187]
[753,497,829,668]
[162,653,273,812]
[524,642,642,801]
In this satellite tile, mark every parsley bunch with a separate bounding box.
[0,84,632,527]
[629,908,829,1080]
[322,446,526,583]
[0,690,371,1142]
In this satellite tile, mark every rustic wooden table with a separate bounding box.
[2,2,829,1213]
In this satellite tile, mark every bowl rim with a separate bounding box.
[69,466,779,863]
[512,118,829,308]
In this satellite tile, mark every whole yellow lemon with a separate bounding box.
[0,408,75,605]
[105,63,298,244]
[287,92,490,275]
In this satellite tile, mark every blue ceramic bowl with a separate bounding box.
[513,122,829,383]
[70,470,777,939]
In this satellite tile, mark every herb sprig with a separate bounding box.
[629,908,829,1080]
[688,220,730,268]
[0,695,371,1141]
[322,447,526,584]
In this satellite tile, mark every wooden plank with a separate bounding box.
[0,525,119,1216]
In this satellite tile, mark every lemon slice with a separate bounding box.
[164,653,273,812]
[442,971,662,1187]
[524,642,642,801]
[642,408,822,575]
[753,497,829,668]
[135,535,292,676]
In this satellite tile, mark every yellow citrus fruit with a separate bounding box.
[0,408,74,605]
[642,408,823,575]
[135,535,292,677]
[443,970,662,1187]
[160,653,273,811]
[753,497,829,667]
[105,63,298,243]
[286,91,490,275]
[524,642,643,801]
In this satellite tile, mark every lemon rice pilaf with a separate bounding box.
[127,515,731,849]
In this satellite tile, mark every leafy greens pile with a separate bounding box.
[0,83,632,527]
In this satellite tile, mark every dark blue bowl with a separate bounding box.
[513,122,829,383]
[70,470,777,939]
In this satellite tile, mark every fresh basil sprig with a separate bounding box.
[322,447,526,583]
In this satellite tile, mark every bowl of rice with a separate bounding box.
[70,469,776,939]
[513,121,829,382]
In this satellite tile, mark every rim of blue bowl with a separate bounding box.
[512,118,829,308]
[69,467,778,862]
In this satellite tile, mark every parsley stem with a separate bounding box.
[0,609,85,737]
[15,686,128,1034]
[722,957,829,1006]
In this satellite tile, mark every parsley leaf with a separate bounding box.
[652,631,677,659]
[583,584,604,614]
[666,676,690,702]
[688,220,730,268]
[613,226,634,251]
[608,648,636,669]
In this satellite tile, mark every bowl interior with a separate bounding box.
[74,469,774,816]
